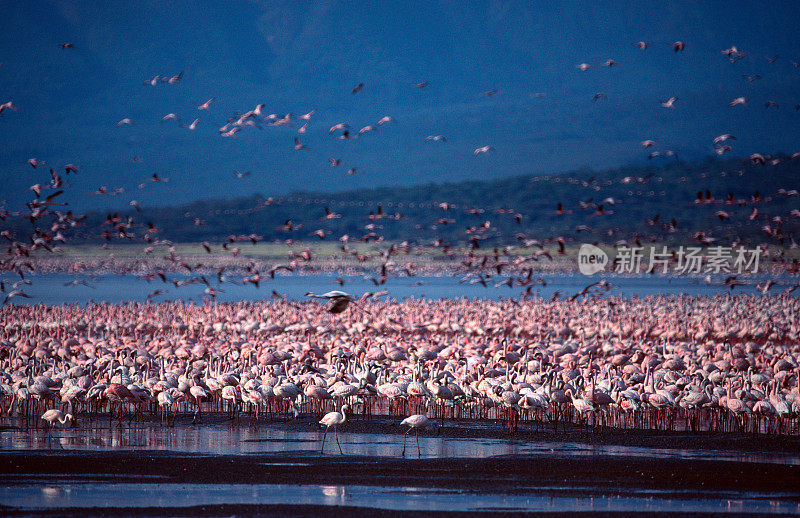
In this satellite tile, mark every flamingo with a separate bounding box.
[713,134,736,145]
[189,384,208,422]
[400,414,431,457]
[305,290,355,314]
[197,98,215,110]
[156,390,174,426]
[661,97,678,108]
[0,101,17,114]
[320,404,349,454]
[41,409,72,433]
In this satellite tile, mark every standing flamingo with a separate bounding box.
[400,414,431,457]
[41,409,72,434]
[319,404,349,454]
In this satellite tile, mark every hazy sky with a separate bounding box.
[1,1,799,211]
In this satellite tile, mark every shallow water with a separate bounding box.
[1,272,789,305]
[2,481,799,514]
[2,419,798,465]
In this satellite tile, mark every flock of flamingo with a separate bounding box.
[0,27,799,453]
[1,292,799,454]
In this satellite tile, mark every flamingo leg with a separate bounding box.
[321,428,327,454]
[335,426,343,455]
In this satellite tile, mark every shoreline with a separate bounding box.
[4,413,800,457]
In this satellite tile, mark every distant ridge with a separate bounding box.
[4,157,800,248]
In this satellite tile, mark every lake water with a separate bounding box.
[3,481,798,514]
[1,273,790,305]
[3,420,798,465]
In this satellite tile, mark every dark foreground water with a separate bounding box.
[2,419,800,515]
[3,481,799,514]
[3,272,793,305]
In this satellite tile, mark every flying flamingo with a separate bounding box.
[197,98,215,110]
[661,97,678,108]
[713,134,736,145]
[0,101,17,114]
[305,290,355,314]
